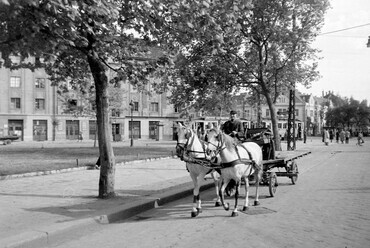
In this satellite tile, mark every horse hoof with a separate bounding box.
[224,203,230,211]
[197,208,202,213]
[191,211,199,218]
[215,201,222,207]
[254,200,260,206]
[231,212,239,217]
[242,206,249,211]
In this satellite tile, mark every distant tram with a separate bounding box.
[262,119,304,140]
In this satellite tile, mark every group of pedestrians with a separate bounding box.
[323,128,364,146]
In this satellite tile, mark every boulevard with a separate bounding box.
[51,138,370,248]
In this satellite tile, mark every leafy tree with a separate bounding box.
[166,0,329,150]
[0,0,179,198]
[326,98,370,130]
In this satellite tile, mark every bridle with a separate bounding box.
[176,127,208,160]
[206,131,227,159]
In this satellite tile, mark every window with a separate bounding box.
[310,110,314,117]
[67,99,78,110]
[10,98,21,109]
[295,109,299,117]
[111,109,120,117]
[10,77,21,87]
[265,109,270,117]
[35,78,45,88]
[150,102,159,112]
[278,97,286,103]
[130,101,139,111]
[245,109,250,118]
[35,99,45,110]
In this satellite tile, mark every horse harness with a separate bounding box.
[176,130,215,170]
[209,134,261,172]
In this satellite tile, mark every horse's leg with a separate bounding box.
[219,179,230,211]
[254,168,261,206]
[231,180,240,217]
[242,175,250,211]
[195,172,207,214]
[189,168,200,218]
[211,171,222,207]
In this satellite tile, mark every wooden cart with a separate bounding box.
[246,128,311,197]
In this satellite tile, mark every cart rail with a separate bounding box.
[262,150,311,165]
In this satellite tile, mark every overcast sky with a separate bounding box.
[297,0,370,103]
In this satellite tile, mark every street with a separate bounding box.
[51,140,370,248]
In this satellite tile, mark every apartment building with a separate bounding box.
[0,65,182,142]
[234,89,326,137]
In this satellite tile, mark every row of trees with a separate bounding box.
[325,95,370,132]
[0,0,329,198]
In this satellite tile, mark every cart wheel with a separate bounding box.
[290,161,298,185]
[269,172,278,197]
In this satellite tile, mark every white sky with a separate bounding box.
[297,0,370,103]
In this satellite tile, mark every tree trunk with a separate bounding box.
[87,52,116,198]
[263,91,282,151]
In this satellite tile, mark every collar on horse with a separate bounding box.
[215,134,261,171]
[177,130,211,166]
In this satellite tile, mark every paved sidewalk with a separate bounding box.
[0,156,217,248]
[0,136,366,248]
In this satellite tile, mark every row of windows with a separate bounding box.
[128,101,159,112]
[266,108,300,117]
[9,76,46,88]
[10,98,45,110]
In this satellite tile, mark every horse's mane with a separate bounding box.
[208,128,236,151]
[222,133,237,151]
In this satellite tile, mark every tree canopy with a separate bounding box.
[165,0,330,150]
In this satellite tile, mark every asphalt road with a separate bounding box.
[50,140,370,248]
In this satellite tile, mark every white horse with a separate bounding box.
[205,128,264,217]
[174,122,222,217]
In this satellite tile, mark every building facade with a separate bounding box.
[0,65,181,142]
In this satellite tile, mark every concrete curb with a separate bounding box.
[0,156,177,181]
[2,179,214,248]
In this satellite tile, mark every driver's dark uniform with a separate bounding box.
[221,119,245,141]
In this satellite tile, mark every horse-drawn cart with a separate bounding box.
[246,128,311,197]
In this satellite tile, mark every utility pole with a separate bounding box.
[287,88,296,150]
[129,100,134,147]
[287,3,297,151]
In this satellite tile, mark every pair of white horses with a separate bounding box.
[175,122,264,217]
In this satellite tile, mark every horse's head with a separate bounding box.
[174,122,193,159]
[205,128,223,155]
[206,128,236,158]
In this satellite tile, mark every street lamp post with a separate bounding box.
[129,100,134,147]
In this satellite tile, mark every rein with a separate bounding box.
[177,129,214,167]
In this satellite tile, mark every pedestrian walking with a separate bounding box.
[324,129,330,146]
[78,131,83,142]
[357,131,364,146]
[345,129,350,144]
[340,129,345,144]
[335,129,339,143]
[303,129,307,144]
[329,129,334,143]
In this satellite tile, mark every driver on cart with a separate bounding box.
[221,110,245,142]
